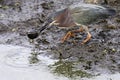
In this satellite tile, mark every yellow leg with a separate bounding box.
[61,31,75,43]
[61,27,84,43]
[61,27,83,43]
[50,21,91,44]
[81,32,91,44]
[76,23,92,44]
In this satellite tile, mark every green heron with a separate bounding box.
[27,4,116,44]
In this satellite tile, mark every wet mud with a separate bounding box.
[0,0,120,78]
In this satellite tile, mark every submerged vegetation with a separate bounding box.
[50,60,92,78]
[28,51,39,64]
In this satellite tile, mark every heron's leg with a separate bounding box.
[61,23,85,43]
[76,23,92,44]
[61,31,75,43]
[61,26,84,43]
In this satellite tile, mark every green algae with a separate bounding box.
[50,60,92,78]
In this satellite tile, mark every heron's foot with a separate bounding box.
[61,31,75,43]
[81,32,91,44]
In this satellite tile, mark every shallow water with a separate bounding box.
[0,44,69,80]
[0,44,120,80]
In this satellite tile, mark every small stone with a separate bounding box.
[111,48,116,52]
[12,28,16,32]
[0,14,5,18]
[103,49,108,54]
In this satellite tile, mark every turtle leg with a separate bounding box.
[76,23,92,44]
